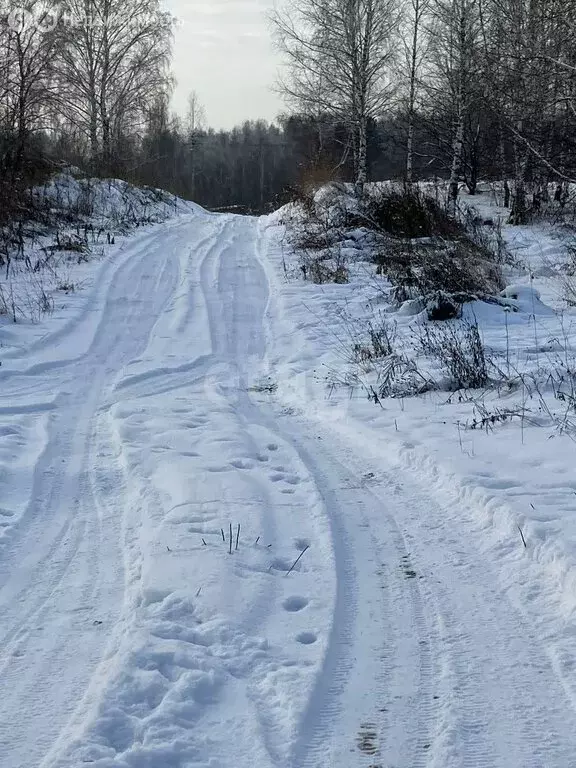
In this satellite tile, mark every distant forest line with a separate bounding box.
[2,0,576,221]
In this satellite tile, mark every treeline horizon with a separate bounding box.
[3,0,576,220]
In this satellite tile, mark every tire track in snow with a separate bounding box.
[0,226,184,768]
[46,216,294,766]
[0,224,174,390]
[300,421,576,768]
[38,408,135,768]
[108,215,347,765]
[252,419,438,768]
[252,215,440,767]
[194,215,340,763]
[195,215,434,767]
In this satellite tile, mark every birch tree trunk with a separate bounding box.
[405,0,428,186]
[448,105,464,208]
[447,0,474,211]
[356,113,368,191]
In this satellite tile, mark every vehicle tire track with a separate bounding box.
[0,224,184,768]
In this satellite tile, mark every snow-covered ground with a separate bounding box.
[0,172,198,337]
[1,186,576,767]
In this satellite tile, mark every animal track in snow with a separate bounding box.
[230,458,253,470]
[270,557,291,572]
[283,596,309,612]
[296,631,317,645]
[268,467,301,487]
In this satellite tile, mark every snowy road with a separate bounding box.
[1,212,576,767]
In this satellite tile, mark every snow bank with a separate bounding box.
[33,172,202,224]
[258,188,576,708]
[1,173,205,355]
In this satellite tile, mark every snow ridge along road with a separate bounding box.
[1,212,576,767]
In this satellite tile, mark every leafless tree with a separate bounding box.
[54,0,174,171]
[186,91,206,134]
[0,2,58,182]
[427,0,482,209]
[271,0,400,189]
[402,0,431,185]
[479,0,576,218]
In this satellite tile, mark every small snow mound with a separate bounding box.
[313,181,349,206]
[501,284,542,301]
[500,284,554,315]
[397,298,427,317]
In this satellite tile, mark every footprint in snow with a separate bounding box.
[296,631,317,645]
[283,596,309,612]
[230,458,253,470]
[270,557,292,572]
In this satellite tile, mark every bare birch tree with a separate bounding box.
[0,2,58,182]
[185,90,206,198]
[403,0,431,185]
[428,0,482,209]
[271,0,400,189]
[54,0,173,171]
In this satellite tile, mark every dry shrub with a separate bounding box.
[282,183,352,284]
[417,320,489,390]
[361,188,464,238]
[305,257,348,284]
[382,238,504,301]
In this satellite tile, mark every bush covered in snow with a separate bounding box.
[360,187,464,239]
[280,184,505,313]
[272,181,576,412]
[0,172,197,323]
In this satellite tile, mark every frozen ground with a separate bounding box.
[1,188,576,767]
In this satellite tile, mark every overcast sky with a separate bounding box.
[164,0,284,129]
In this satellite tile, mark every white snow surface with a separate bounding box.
[1,191,576,767]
